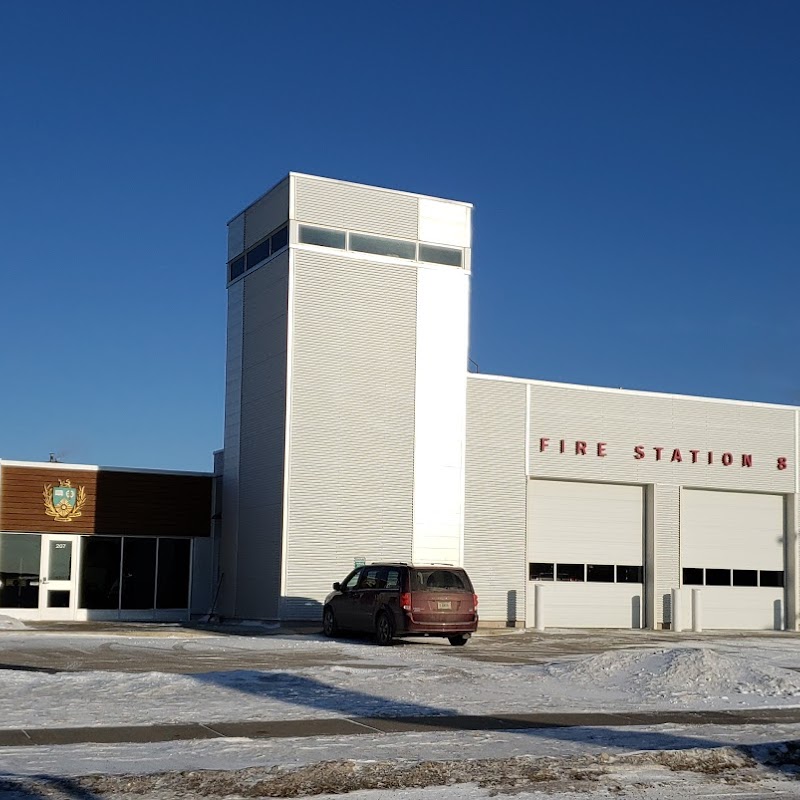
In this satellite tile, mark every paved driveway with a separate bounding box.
[1,621,795,673]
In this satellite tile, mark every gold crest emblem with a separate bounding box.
[43,479,87,522]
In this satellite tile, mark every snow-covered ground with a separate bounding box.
[1,633,800,728]
[2,630,800,797]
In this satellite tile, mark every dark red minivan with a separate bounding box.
[322,562,478,646]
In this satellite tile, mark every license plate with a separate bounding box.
[437,601,452,610]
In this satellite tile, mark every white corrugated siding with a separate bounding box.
[654,484,680,628]
[235,254,289,619]
[527,480,644,629]
[463,378,527,624]
[283,250,417,619]
[679,489,785,630]
[293,175,418,239]
[526,382,795,493]
[244,178,289,248]
[219,279,244,617]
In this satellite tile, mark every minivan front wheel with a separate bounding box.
[448,635,469,646]
[322,606,338,638]
[375,612,394,646]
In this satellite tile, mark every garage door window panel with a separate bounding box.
[557,563,584,582]
[617,565,643,583]
[529,563,554,581]
[732,569,757,587]
[706,568,731,586]
[760,570,784,587]
[587,564,614,583]
[683,568,703,585]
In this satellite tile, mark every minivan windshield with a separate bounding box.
[411,569,470,592]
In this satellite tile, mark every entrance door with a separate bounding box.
[39,536,76,619]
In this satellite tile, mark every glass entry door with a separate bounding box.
[39,535,75,618]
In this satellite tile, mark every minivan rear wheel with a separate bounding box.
[322,606,338,637]
[448,635,469,646]
[375,612,394,646]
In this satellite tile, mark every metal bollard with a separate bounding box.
[671,587,683,632]
[692,588,702,633]
[534,584,545,632]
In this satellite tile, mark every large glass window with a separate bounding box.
[80,537,121,610]
[246,239,271,269]
[299,225,346,249]
[122,538,157,610]
[0,533,41,608]
[349,233,416,260]
[156,538,191,609]
[418,243,462,267]
[228,256,245,282]
[270,226,289,252]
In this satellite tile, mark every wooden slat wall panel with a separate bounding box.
[0,466,212,537]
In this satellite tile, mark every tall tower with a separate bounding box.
[221,174,472,620]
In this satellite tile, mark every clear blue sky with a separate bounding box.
[1,1,798,471]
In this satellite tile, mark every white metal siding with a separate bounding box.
[219,279,244,617]
[244,178,289,248]
[528,481,643,564]
[681,490,784,570]
[293,175,418,239]
[653,484,680,628]
[527,480,644,628]
[412,267,470,566]
[526,381,795,493]
[463,379,527,624]
[680,489,785,630]
[418,198,471,248]
[235,254,290,619]
[283,250,417,619]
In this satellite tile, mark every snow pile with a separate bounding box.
[546,647,800,701]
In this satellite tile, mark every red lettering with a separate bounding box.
[539,437,549,453]
[707,451,714,464]
[690,449,700,463]
[671,449,682,463]
[575,441,587,455]
[654,447,664,461]
[634,445,645,460]
[597,442,607,457]
[560,439,566,454]
[742,454,753,468]
[778,457,788,471]
[722,452,733,466]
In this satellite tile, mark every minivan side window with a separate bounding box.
[359,567,382,590]
[385,568,401,589]
[343,569,362,590]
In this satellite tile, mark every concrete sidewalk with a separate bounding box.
[5,707,800,747]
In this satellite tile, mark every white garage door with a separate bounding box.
[526,480,644,628]
[680,490,785,630]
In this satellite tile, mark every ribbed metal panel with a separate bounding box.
[787,493,799,631]
[244,178,289,249]
[236,254,289,619]
[293,175,418,239]
[219,281,244,617]
[464,378,527,624]
[654,484,680,627]
[527,383,795,493]
[283,250,417,620]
